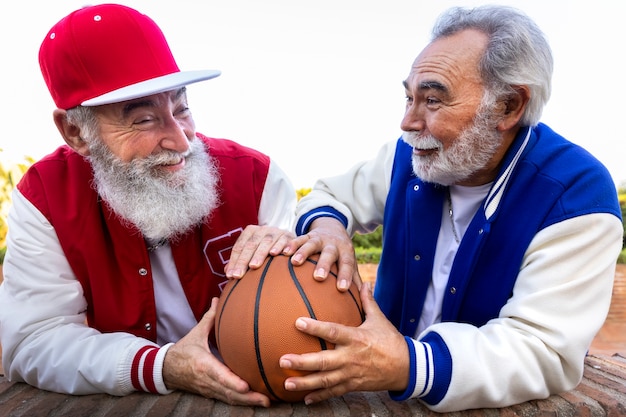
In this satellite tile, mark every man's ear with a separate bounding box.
[497,85,530,131]
[52,109,91,156]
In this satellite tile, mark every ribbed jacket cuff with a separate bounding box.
[131,343,174,394]
[295,206,348,235]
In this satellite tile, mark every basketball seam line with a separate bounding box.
[255,256,283,401]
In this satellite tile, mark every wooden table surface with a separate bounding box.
[1,265,625,415]
[1,353,625,417]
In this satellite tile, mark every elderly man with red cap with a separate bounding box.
[0,3,295,407]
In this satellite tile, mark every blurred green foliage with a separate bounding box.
[0,152,33,264]
[353,226,382,264]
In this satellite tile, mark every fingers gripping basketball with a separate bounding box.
[215,254,364,402]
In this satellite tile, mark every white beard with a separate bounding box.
[402,103,503,186]
[86,138,220,241]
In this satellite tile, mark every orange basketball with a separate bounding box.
[215,254,364,402]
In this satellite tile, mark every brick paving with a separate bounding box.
[589,263,626,355]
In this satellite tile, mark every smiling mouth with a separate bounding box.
[413,147,439,156]
[158,157,186,171]
[165,157,184,166]
[411,136,442,153]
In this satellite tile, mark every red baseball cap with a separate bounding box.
[39,3,221,110]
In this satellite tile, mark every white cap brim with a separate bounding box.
[81,69,221,106]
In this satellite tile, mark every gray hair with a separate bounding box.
[432,5,553,126]
[65,106,99,142]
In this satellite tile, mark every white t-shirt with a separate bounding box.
[416,183,492,336]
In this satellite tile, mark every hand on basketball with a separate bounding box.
[162,297,271,407]
[284,217,361,292]
[278,283,410,403]
[225,225,295,279]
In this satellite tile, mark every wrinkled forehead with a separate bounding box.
[406,29,487,90]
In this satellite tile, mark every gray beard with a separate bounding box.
[402,105,503,186]
[86,138,220,241]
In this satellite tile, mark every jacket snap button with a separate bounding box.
[144,323,152,331]
[450,287,457,294]
[138,268,148,276]
[414,254,421,261]
[413,185,420,191]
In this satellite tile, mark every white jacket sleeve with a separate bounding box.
[258,160,297,230]
[410,212,622,412]
[0,189,163,395]
[296,140,396,235]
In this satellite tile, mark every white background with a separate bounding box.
[2,0,625,189]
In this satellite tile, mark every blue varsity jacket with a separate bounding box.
[296,123,621,404]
